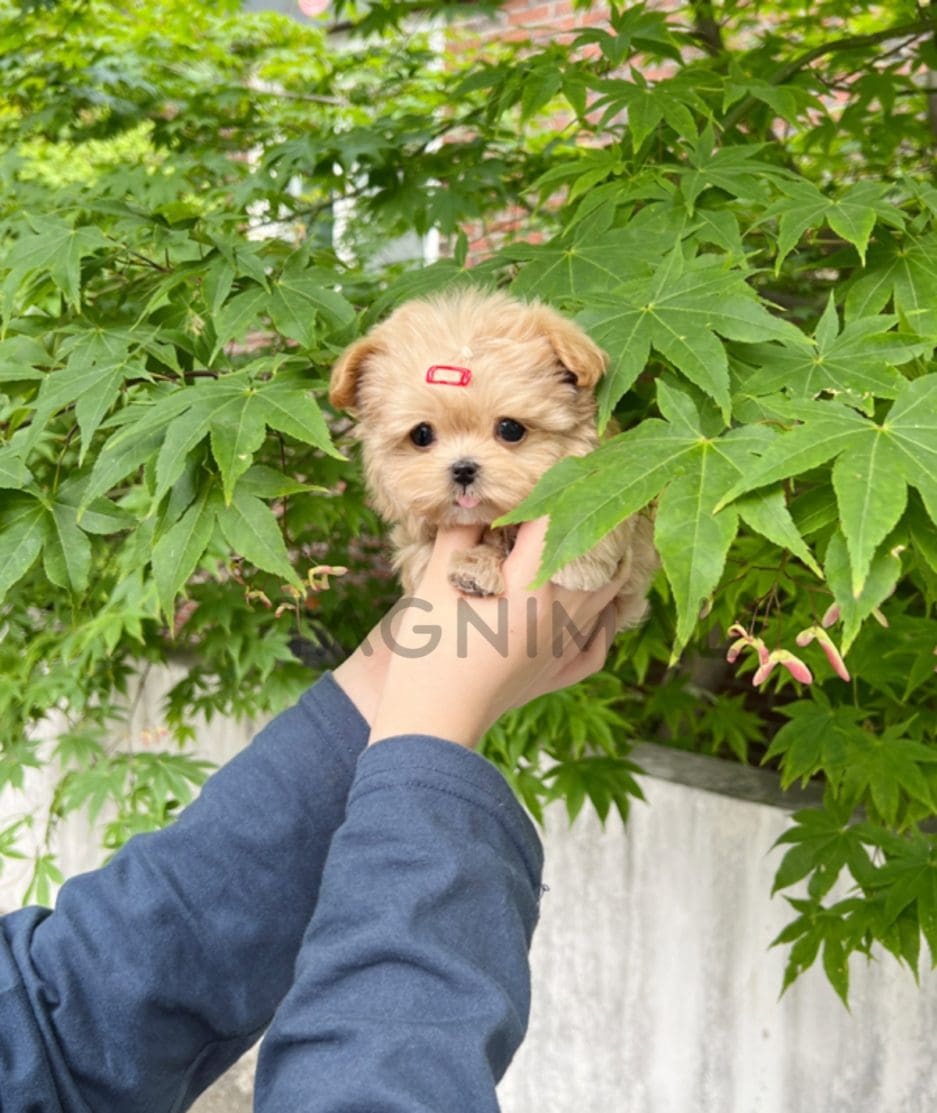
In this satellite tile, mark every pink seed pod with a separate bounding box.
[726,623,773,672]
[821,603,841,628]
[752,657,777,686]
[775,649,813,685]
[752,648,813,687]
[813,627,850,682]
[795,625,850,681]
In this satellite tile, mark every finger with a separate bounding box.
[424,525,485,581]
[511,604,614,709]
[550,598,615,664]
[502,517,549,590]
[551,606,616,688]
[584,601,618,654]
[554,558,631,633]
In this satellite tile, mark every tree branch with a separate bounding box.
[690,0,725,58]
[722,16,937,132]
[927,1,937,144]
[773,18,935,86]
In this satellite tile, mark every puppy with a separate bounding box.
[329,288,658,628]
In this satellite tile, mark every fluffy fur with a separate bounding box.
[329,288,658,628]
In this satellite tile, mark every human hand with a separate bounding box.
[331,613,394,729]
[366,518,627,749]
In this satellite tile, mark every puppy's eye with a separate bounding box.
[496,418,527,444]
[409,423,435,448]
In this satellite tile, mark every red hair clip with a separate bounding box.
[426,364,472,387]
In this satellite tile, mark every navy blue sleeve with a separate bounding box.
[254,735,544,1113]
[0,672,369,1113]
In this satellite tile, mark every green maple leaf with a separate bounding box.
[691,208,745,259]
[764,180,903,267]
[0,495,47,603]
[678,129,793,211]
[268,257,355,348]
[866,836,937,965]
[95,365,341,508]
[216,486,300,587]
[837,725,937,827]
[254,371,344,459]
[509,203,687,301]
[722,70,822,125]
[80,420,166,512]
[824,531,902,653]
[716,376,937,595]
[583,251,801,425]
[592,71,705,148]
[151,484,216,619]
[0,489,97,600]
[55,476,135,536]
[22,332,147,461]
[205,372,344,503]
[520,62,562,121]
[735,487,822,577]
[772,809,875,899]
[42,498,92,594]
[209,392,269,506]
[740,295,928,402]
[499,383,798,660]
[771,893,863,1006]
[763,698,866,789]
[0,446,32,489]
[543,756,644,825]
[846,229,937,337]
[530,145,622,199]
[0,334,48,381]
[0,217,108,317]
[210,285,268,360]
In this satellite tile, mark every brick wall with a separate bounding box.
[458,0,612,45]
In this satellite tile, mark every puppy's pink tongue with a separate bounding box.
[456,494,481,509]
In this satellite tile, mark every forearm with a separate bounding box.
[0,672,368,1113]
[254,735,544,1113]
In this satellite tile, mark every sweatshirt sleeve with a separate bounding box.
[254,735,544,1113]
[0,671,369,1113]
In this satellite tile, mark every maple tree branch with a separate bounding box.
[772,18,935,86]
[722,16,937,132]
[690,0,725,58]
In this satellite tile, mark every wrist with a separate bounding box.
[368,698,485,750]
[332,641,388,728]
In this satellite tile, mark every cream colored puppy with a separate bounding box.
[329,288,658,628]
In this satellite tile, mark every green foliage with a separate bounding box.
[1,0,936,1003]
[481,671,645,824]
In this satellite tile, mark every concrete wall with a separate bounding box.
[3,671,935,1112]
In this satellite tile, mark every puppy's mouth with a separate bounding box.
[446,487,495,524]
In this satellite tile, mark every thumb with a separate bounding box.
[503,517,549,590]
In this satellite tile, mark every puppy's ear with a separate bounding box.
[329,335,383,412]
[534,305,608,389]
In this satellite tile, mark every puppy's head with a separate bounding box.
[329,288,607,529]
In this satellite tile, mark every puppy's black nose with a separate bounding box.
[451,459,479,487]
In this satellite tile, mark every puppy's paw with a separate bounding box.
[551,551,629,593]
[448,546,505,597]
